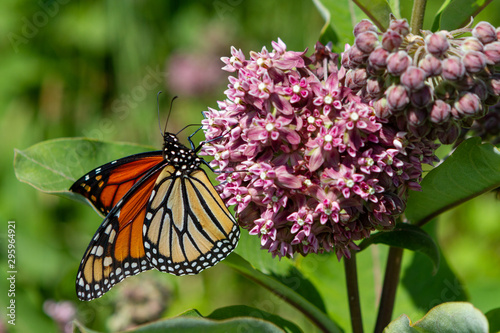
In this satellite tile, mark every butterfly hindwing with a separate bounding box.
[75,163,166,301]
[71,151,164,215]
[143,167,239,275]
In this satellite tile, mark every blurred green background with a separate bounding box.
[2,1,500,332]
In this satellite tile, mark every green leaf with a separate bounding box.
[402,223,468,312]
[485,308,500,333]
[223,253,343,333]
[351,0,393,31]
[121,316,285,333]
[431,0,493,31]
[385,302,489,332]
[312,0,370,52]
[406,138,500,226]
[14,138,153,205]
[208,305,303,333]
[358,223,439,273]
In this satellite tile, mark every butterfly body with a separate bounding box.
[71,131,239,301]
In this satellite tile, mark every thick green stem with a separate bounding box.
[344,252,363,333]
[374,247,404,333]
[410,0,427,33]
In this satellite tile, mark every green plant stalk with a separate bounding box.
[344,252,363,333]
[374,247,404,333]
[410,0,427,33]
[224,253,343,333]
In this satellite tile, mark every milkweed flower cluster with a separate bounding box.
[201,18,500,260]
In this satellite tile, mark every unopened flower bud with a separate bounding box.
[373,97,391,118]
[454,92,482,117]
[389,19,410,37]
[365,76,384,98]
[483,42,500,65]
[487,74,500,96]
[401,66,426,91]
[382,30,403,51]
[462,51,487,73]
[346,45,368,68]
[410,85,432,107]
[406,107,427,126]
[425,32,450,57]
[461,37,484,52]
[437,123,460,144]
[368,47,389,72]
[386,84,409,111]
[430,99,451,123]
[471,79,488,101]
[345,68,367,90]
[472,21,497,44]
[419,54,442,76]
[442,56,465,80]
[355,31,380,53]
[387,51,412,75]
[353,19,377,37]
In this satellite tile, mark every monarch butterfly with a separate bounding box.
[70,125,239,301]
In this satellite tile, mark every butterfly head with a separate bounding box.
[162,132,201,171]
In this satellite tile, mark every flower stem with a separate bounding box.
[374,247,404,333]
[410,0,427,34]
[344,252,364,333]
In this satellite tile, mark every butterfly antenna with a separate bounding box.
[157,91,163,135]
[163,95,178,135]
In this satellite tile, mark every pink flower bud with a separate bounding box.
[454,92,482,117]
[389,18,410,37]
[462,51,487,73]
[410,85,432,108]
[425,32,450,57]
[345,68,367,90]
[419,54,442,76]
[386,84,409,111]
[382,30,403,51]
[487,74,500,96]
[461,37,484,52]
[346,45,368,68]
[441,56,465,80]
[472,21,497,45]
[387,51,412,75]
[429,100,451,123]
[355,31,380,53]
[373,97,391,118]
[483,42,500,65]
[401,66,426,91]
[368,47,389,72]
[364,77,384,98]
[406,107,427,126]
[353,19,377,37]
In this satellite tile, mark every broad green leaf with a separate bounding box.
[358,223,439,273]
[351,0,393,31]
[223,253,343,333]
[120,316,284,333]
[406,138,500,226]
[14,138,154,209]
[431,0,493,31]
[485,308,500,333]
[402,223,468,311]
[208,305,303,333]
[385,302,488,332]
[14,137,153,193]
[312,0,370,52]
[235,232,327,313]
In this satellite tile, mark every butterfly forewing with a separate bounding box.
[75,165,166,301]
[143,166,239,275]
[71,152,164,215]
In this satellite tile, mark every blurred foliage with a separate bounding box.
[2,0,500,332]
